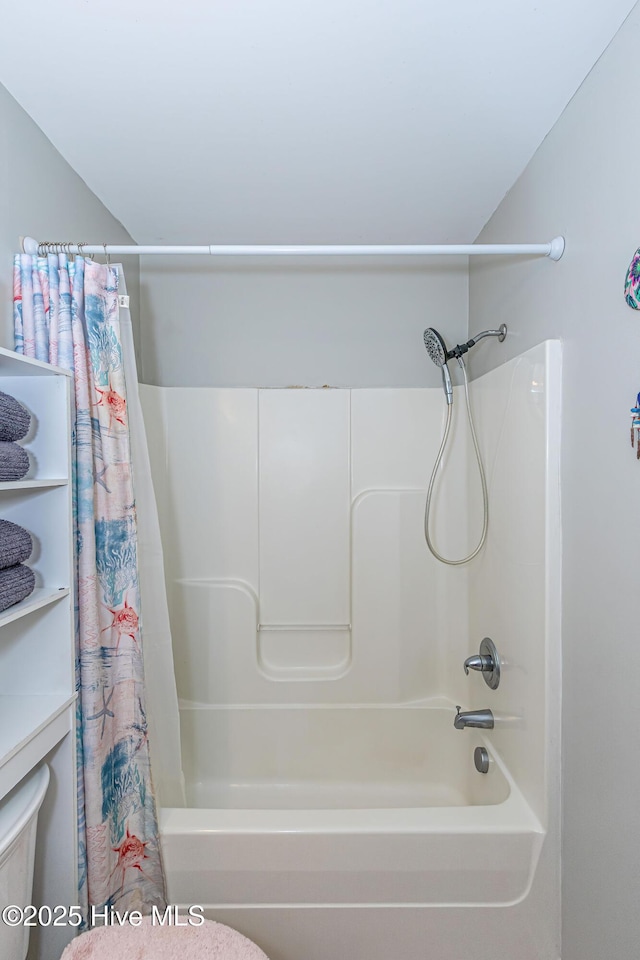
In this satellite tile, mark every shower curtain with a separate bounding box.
[115,267,185,809]
[13,253,178,918]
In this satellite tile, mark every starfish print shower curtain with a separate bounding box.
[13,253,165,919]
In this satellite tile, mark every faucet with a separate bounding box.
[464,654,494,675]
[463,638,500,690]
[454,705,494,730]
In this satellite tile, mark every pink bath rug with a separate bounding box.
[60,916,270,959]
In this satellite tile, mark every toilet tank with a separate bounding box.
[0,765,50,960]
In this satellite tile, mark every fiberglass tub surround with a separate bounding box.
[141,341,560,944]
[178,703,510,810]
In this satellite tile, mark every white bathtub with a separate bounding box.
[160,701,543,908]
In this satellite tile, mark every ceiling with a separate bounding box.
[0,0,636,245]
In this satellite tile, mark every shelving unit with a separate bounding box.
[0,586,70,629]
[0,479,68,490]
[0,346,75,800]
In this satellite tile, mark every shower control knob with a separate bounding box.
[463,638,500,690]
[464,655,491,674]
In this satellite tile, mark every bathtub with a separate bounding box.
[160,700,543,908]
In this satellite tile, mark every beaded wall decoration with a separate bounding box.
[631,393,640,459]
[625,248,640,308]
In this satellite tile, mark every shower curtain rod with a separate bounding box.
[20,236,565,260]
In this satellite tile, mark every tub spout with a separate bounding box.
[454,706,494,730]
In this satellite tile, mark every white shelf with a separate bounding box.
[0,694,75,800]
[0,694,74,767]
[0,478,68,491]
[0,353,74,807]
[0,346,71,378]
[0,587,70,629]
[0,344,77,957]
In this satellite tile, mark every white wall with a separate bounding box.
[142,347,559,794]
[466,342,562,960]
[469,8,640,958]
[462,342,561,831]
[140,384,468,706]
[138,257,468,387]
[0,82,140,357]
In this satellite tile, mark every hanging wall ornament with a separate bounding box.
[631,393,640,459]
[624,248,640,308]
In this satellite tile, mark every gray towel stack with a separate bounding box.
[0,391,32,481]
[0,519,35,611]
[0,563,35,612]
[0,441,30,481]
[0,519,33,569]
[0,390,32,441]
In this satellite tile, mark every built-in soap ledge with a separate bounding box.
[257,624,351,681]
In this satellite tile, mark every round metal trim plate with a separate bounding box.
[480,637,500,690]
[474,746,490,774]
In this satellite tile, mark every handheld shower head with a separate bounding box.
[423,327,449,367]
[423,322,506,566]
[423,328,453,405]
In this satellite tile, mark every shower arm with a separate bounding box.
[448,324,507,359]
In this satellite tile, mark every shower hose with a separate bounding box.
[424,359,489,565]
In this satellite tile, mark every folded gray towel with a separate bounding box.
[0,441,29,481]
[0,563,35,612]
[0,390,32,442]
[0,520,33,569]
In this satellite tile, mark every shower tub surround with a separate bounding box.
[165,703,540,908]
[141,341,561,960]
